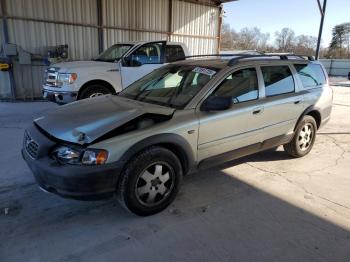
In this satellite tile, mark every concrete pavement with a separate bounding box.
[0,87,350,262]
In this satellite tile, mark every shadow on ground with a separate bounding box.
[1,149,350,262]
[1,101,350,261]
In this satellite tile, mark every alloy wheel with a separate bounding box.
[89,92,104,98]
[298,123,314,151]
[135,162,175,207]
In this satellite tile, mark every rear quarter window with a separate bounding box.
[261,66,295,97]
[294,63,326,88]
[166,45,185,63]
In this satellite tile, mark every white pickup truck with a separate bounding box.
[42,41,189,104]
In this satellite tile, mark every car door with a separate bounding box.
[120,41,166,88]
[197,67,265,162]
[257,64,305,141]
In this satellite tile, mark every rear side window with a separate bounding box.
[166,45,185,63]
[261,66,295,97]
[294,64,326,88]
[213,68,259,104]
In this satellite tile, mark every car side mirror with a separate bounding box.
[201,96,232,111]
[122,57,143,67]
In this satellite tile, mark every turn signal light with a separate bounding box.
[0,63,11,72]
[96,150,108,165]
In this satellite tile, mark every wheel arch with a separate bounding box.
[78,79,116,99]
[295,106,322,130]
[120,134,196,175]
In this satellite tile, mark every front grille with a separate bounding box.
[24,131,39,159]
[45,68,59,87]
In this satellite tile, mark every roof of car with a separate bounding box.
[114,41,187,46]
[172,54,317,69]
[172,58,233,69]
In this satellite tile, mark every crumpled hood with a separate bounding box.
[34,95,175,144]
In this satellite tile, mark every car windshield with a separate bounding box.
[119,64,218,109]
[94,44,133,62]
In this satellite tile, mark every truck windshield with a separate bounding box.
[119,64,218,109]
[94,44,133,62]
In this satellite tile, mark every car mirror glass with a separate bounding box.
[201,96,232,111]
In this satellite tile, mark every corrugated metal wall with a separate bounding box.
[5,0,99,60]
[4,0,219,60]
[171,0,219,55]
[0,18,2,44]
[0,17,12,98]
[0,0,221,99]
[3,0,100,99]
[102,0,169,47]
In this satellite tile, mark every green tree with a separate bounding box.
[329,23,350,58]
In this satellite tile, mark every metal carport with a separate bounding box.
[0,0,327,100]
[0,0,232,100]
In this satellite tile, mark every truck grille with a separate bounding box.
[45,67,59,87]
[24,131,39,159]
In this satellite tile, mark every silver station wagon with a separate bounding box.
[22,54,333,216]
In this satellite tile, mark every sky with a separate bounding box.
[223,0,349,47]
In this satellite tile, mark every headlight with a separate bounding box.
[53,146,108,165]
[82,149,108,165]
[57,73,77,86]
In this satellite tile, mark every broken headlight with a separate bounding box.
[82,149,108,165]
[53,146,108,165]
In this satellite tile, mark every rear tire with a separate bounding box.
[79,85,112,100]
[117,147,183,216]
[283,115,317,157]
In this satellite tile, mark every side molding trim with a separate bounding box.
[198,134,294,170]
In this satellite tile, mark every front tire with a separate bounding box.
[79,85,112,100]
[283,115,317,157]
[118,147,183,216]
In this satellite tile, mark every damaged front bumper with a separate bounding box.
[22,124,124,200]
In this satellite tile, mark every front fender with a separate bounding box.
[120,133,196,174]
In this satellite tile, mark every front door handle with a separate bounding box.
[252,107,264,115]
[294,100,301,104]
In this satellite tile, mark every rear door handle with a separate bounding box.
[294,97,303,104]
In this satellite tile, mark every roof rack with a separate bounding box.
[178,52,315,65]
[263,53,315,61]
[183,51,263,60]
[227,54,315,66]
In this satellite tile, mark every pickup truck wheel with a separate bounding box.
[118,147,183,216]
[79,85,112,99]
[283,115,317,157]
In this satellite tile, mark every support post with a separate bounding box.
[315,0,327,60]
[97,0,103,53]
[217,5,223,54]
[168,0,173,41]
[0,0,16,100]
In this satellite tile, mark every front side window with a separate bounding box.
[130,43,163,64]
[294,64,326,88]
[119,65,218,108]
[213,68,259,104]
[94,44,132,62]
[166,45,186,63]
[262,66,295,97]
